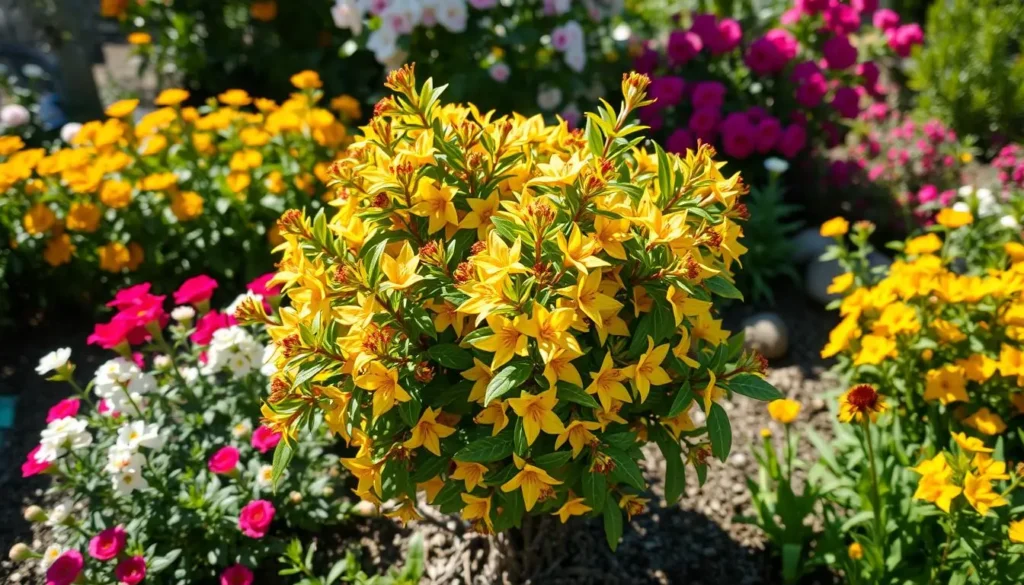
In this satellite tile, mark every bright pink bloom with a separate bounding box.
[691,81,726,110]
[872,8,900,32]
[687,107,721,136]
[795,0,828,15]
[778,124,807,158]
[765,29,799,61]
[720,113,756,160]
[857,61,881,88]
[46,550,83,585]
[115,556,147,585]
[107,283,153,310]
[247,273,281,297]
[632,44,660,74]
[792,61,827,108]
[887,24,923,57]
[917,184,939,204]
[221,565,255,585]
[251,426,282,454]
[755,117,782,153]
[823,35,857,70]
[87,319,138,349]
[831,86,861,119]
[47,398,81,423]
[88,525,127,561]
[637,107,664,132]
[780,7,802,25]
[191,311,237,345]
[98,399,122,418]
[667,30,703,66]
[745,106,768,125]
[852,0,878,15]
[112,293,167,331]
[208,446,240,474]
[864,102,888,122]
[648,76,686,109]
[712,18,742,54]
[22,445,51,477]
[239,500,275,539]
[689,13,720,48]
[824,3,860,35]
[745,38,784,75]
[665,129,695,155]
[174,275,218,306]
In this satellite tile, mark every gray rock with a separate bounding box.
[741,312,789,360]
[791,227,832,264]
[805,252,891,305]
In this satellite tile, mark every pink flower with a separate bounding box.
[691,81,726,110]
[115,556,147,585]
[887,24,923,57]
[795,0,829,15]
[939,190,956,206]
[22,445,51,478]
[239,500,276,539]
[47,398,81,423]
[778,124,807,158]
[191,311,237,345]
[112,293,167,331]
[872,8,900,32]
[667,30,703,66]
[687,106,721,137]
[720,113,756,160]
[88,525,127,561]
[917,184,939,204]
[98,399,121,418]
[780,8,802,25]
[174,275,218,306]
[46,550,84,585]
[221,565,255,585]
[665,129,695,155]
[857,61,880,89]
[87,319,137,350]
[689,13,720,48]
[824,3,860,35]
[792,61,827,107]
[822,35,857,70]
[765,29,799,61]
[251,426,282,454]
[745,38,783,75]
[865,102,888,122]
[831,86,861,119]
[209,446,240,475]
[711,18,742,54]
[632,44,660,74]
[637,107,664,132]
[755,117,782,153]
[828,161,855,187]
[852,0,878,15]
[488,63,510,83]
[648,76,686,109]
[867,164,885,181]
[107,283,153,310]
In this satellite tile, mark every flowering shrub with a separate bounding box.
[259,66,782,548]
[633,2,921,182]
[328,0,631,118]
[0,71,354,310]
[9,277,349,582]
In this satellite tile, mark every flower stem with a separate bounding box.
[862,419,885,564]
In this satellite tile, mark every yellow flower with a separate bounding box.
[963,472,1008,515]
[97,241,130,272]
[43,234,74,267]
[1006,242,1024,264]
[552,497,591,523]
[471,231,529,285]
[826,272,855,295]
[662,410,695,439]
[911,453,962,513]
[0,135,24,156]
[380,241,424,291]
[821,315,860,359]
[618,494,649,520]
[931,319,966,343]
[1009,520,1024,544]
[473,401,509,436]
[354,362,412,418]
[330,94,362,120]
[904,233,942,255]
[250,0,278,21]
[767,399,800,424]
[100,180,133,208]
[936,208,973,228]
[847,542,863,560]
[459,192,500,239]
[819,216,849,238]
[105,99,139,118]
[556,224,609,274]
[461,358,494,403]
[403,407,456,456]
[170,191,204,222]
[471,314,528,370]
[562,269,622,328]
[411,178,458,234]
[542,346,584,390]
[554,420,601,458]
[585,352,634,412]
[838,384,886,424]
[507,389,565,446]
[66,202,101,233]
[154,89,190,107]
[953,432,993,454]
[140,172,177,191]
[516,304,579,364]
[853,334,897,366]
[665,285,711,327]
[127,32,151,45]
[218,89,252,107]
[501,462,562,511]
[451,461,489,492]
[461,494,494,533]
[964,408,1006,436]
[630,338,671,403]
[22,204,56,235]
[227,172,252,193]
[923,365,968,405]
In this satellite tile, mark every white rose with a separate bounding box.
[0,104,30,127]
[60,122,82,143]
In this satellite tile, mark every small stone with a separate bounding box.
[791,227,832,264]
[729,452,748,467]
[742,312,789,360]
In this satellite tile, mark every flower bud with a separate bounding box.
[289,491,303,504]
[322,486,335,498]
[23,505,46,523]
[9,543,33,562]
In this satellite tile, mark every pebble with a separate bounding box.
[790,227,832,264]
[742,312,789,360]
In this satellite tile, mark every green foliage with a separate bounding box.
[735,172,802,305]
[280,533,426,585]
[908,0,1024,154]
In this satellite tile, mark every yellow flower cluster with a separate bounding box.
[821,218,1024,436]
[1,71,357,282]
[259,67,778,541]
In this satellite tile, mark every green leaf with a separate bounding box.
[271,440,294,493]
[667,381,693,418]
[513,416,528,456]
[398,395,422,428]
[533,450,572,470]
[654,141,672,206]
[603,503,623,551]
[727,373,784,401]
[363,239,389,287]
[585,117,604,157]
[426,343,474,370]
[410,453,448,483]
[583,469,607,514]
[484,359,533,405]
[400,533,425,581]
[705,275,744,300]
[606,448,645,491]
[707,403,732,462]
[404,301,437,340]
[556,381,600,409]
[453,432,514,463]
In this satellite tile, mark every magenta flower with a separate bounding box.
[648,76,686,109]
[711,18,742,54]
[115,556,147,585]
[823,35,857,70]
[667,30,703,66]
[208,446,240,475]
[665,129,695,155]
[88,525,128,561]
[174,274,219,306]
[239,500,276,539]
[46,398,81,423]
[190,310,237,345]
[872,8,900,32]
[46,550,84,585]
[221,565,255,585]
[755,117,782,153]
[687,106,721,137]
[721,113,756,160]
[831,87,861,119]
[22,445,51,478]
[690,81,726,110]
[251,426,283,454]
[778,124,807,158]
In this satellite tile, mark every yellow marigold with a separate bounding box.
[838,384,887,424]
[105,99,139,119]
[936,208,973,229]
[66,202,101,233]
[826,272,854,295]
[154,88,190,107]
[43,233,74,267]
[1006,242,1024,264]
[229,149,263,172]
[923,365,968,405]
[852,334,897,366]
[192,132,216,154]
[100,180,133,209]
[767,399,801,424]
[847,542,863,560]
[23,203,56,235]
[1010,520,1024,544]
[97,241,130,272]
[265,171,286,194]
[820,216,849,238]
[227,172,252,193]
[904,233,942,255]
[139,134,168,156]
[957,354,996,383]
[140,172,178,191]
[127,32,151,45]
[218,89,252,107]
[964,407,1006,436]
[291,70,323,90]
[330,94,362,120]
[240,127,271,147]
[250,0,277,21]
[0,135,24,156]
[821,315,860,359]
[931,318,966,343]
[171,191,204,221]
[254,98,278,113]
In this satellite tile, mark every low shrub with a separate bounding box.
[10,276,349,583]
[258,66,783,550]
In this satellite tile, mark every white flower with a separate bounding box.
[36,348,71,376]
[367,24,400,64]
[39,544,64,571]
[469,0,497,8]
[37,417,92,462]
[116,421,165,451]
[256,464,276,488]
[153,355,172,370]
[113,469,149,496]
[171,305,195,322]
[952,201,971,213]
[1000,215,1020,230]
[435,0,468,33]
[545,0,572,16]
[764,157,790,174]
[202,326,264,380]
[0,104,30,127]
[105,445,146,474]
[232,419,254,439]
[380,0,421,34]
[537,86,563,111]
[489,62,510,83]
[958,185,974,197]
[564,47,587,72]
[45,504,69,527]
[332,0,366,34]
[60,122,82,143]
[974,187,999,217]
[260,345,279,377]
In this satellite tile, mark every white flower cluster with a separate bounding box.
[202,326,265,380]
[105,420,164,496]
[333,0,478,64]
[955,185,1020,229]
[550,20,586,72]
[93,357,158,415]
[35,417,92,463]
[36,347,72,376]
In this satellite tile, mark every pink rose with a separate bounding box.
[778,124,807,158]
[87,319,140,350]
[221,565,255,585]
[795,0,828,15]
[648,76,686,109]
[720,113,756,159]
[46,550,84,585]
[115,556,147,585]
[823,35,857,70]
[917,185,939,203]
[667,30,703,66]
[831,86,861,119]
[887,24,923,57]
[251,426,282,454]
[852,0,878,15]
[689,13,720,48]
[857,61,880,89]
[174,275,218,306]
[239,500,275,539]
[745,38,785,75]
[47,398,81,423]
[792,61,827,107]
[89,525,127,561]
[765,29,798,61]
[112,293,167,331]
[191,310,237,345]
[22,445,51,478]
[711,18,742,54]
[691,81,726,110]
[824,3,860,35]
[780,8,802,25]
[665,129,695,155]
[688,106,721,137]
[208,446,240,474]
[755,117,782,153]
[872,8,900,32]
